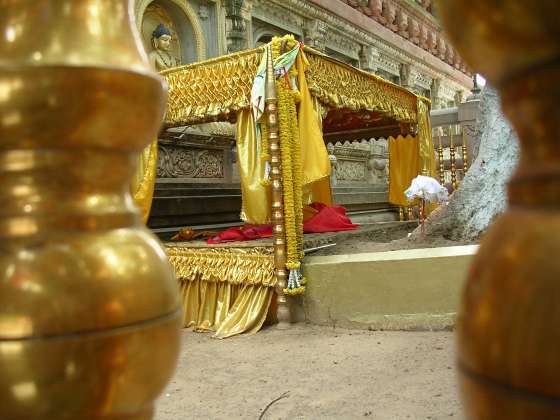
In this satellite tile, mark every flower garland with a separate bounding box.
[271,36,306,296]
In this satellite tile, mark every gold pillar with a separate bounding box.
[437,0,560,418]
[265,48,290,327]
[0,2,181,419]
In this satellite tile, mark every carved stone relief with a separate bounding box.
[304,19,328,51]
[158,147,224,179]
[225,0,247,52]
[360,45,380,73]
[396,9,408,38]
[400,63,415,88]
[327,138,389,186]
[338,160,368,182]
[252,0,305,39]
[381,2,398,31]
[377,53,401,78]
[368,138,389,184]
[250,0,471,98]
[156,134,232,181]
[408,19,420,45]
[324,29,361,61]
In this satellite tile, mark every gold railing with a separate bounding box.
[434,124,471,194]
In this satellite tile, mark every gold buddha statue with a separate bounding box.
[148,23,179,71]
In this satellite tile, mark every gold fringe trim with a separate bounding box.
[163,48,263,126]
[304,49,419,123]
[166,246,276,287]
[162,36,423,127]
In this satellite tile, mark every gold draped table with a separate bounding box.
[164,233,337,338]
[165,245,275,339]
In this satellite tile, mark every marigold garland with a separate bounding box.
[277,79,298,265]
[271,36,306,295]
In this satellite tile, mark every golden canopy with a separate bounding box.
[161,45,425,128]
[137,37,436,337]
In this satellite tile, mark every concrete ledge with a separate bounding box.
[299,245,478,330]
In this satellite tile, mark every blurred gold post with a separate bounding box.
[437,0,560,418]
[0,1,181,419]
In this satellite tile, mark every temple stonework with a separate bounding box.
[134,0,473,235]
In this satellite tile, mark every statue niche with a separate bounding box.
[149,23,180,71]
[142,2,183,71]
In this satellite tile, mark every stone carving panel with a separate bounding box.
[339,0,468,74]
[360,45,380,72]
[337,160,368,182]
[252,0,305,38]
[249,0,472,107]
[158,146,224,179]
[327,139,389,185]
[368,138,389,184]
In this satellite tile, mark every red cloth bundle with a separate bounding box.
[207,203,357,244]
[303,203,358,233]
[207,224,273,244]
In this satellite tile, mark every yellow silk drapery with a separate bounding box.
[388,135,420,206]
[166,246,275,338]
[417,98,437,177]
[237,49,333,224]
[387,99,435,207]
[236,109,272,224]
[298,50,332,206]
[297,51,332,192]
[132,138,158,224]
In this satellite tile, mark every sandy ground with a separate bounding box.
[155,325,463,420]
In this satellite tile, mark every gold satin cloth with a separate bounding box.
[166,246,275,338]
[388,98,436,207]
[162,49,261,125]
[236,48,332,224]
[417,98,437,177]
[304,52,418,123]
[162,46,420,127]
[388,135,420,206]
[131,138,158,224]
[236,109,272,224]
[297,50,332,199]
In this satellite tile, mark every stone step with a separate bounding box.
[299,245,478,330]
